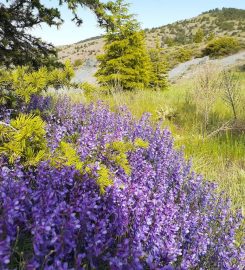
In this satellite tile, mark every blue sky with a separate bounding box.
[31,0,245,46]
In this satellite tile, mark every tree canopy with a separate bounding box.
[0,0,114,68]
[194,28,204,43]
[95,0,152,90]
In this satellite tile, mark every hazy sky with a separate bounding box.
[31,0,245,46]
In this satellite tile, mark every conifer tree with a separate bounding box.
[194,28,204,43]
[95,0,151,91]
[148,38,168,90]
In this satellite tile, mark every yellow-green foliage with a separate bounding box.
[97,164,113,194]
[174,47,192,63]
[73,58,84,69]
[95,0,152,91]
[109,140,133,175]
[164,47,192,69]
[80,82,100,99]
[51,141,114,194]
[0,114,47,165]
[12,67,48,102]
[134,138,149,149]
[96,138,148,193]
[194,28,204,43]
[203,36,240,57]
[51,141,84,171]
[0,61,75,105]
[106,138,149,175]
[48,61,75,89]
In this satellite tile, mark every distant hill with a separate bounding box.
[58,8,245,67]
[146,8,245,46]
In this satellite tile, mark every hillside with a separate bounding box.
[58,8,245,67]
[146,8,245,47]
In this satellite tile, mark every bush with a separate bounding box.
[0,114,47,166]
[73,58,84,68]
[174,33,187,44]
[0,98,243,269]
[167,47,192,67]
[202,36,240,57]
[176,47,192,63]
[192,63,222,132]
[193,28,204,43]
[164,36,175,47]
[80,82,101,99]
[0,61,75,116]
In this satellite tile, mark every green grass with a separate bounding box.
[175,133,245,210]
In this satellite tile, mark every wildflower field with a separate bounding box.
[0,88,244,269]
[0,1,244,268]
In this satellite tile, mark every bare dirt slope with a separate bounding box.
[169,51,245,81]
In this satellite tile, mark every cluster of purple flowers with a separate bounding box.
[0,97,243,269]
[27,95,52,113]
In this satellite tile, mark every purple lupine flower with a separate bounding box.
[0,97,243,269]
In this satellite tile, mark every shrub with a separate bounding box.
[220,69,241,120]
[73,58,84,68]
[193,28,204,43]
[167,47,192,67]
[80,82,100,99]
[0,98,243,269]
[219,21,234,31]
[0,61,75,115]
[176,47,192,63]
[202,36,240,57]
[164,36,175,47]
[174,32,187,44]
[0,114,47,165]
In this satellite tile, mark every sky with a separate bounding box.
[31,0,245,46]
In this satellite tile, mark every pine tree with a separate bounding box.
[149,38,168,90]
[95,0,152,91]
[194,28,204,43]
